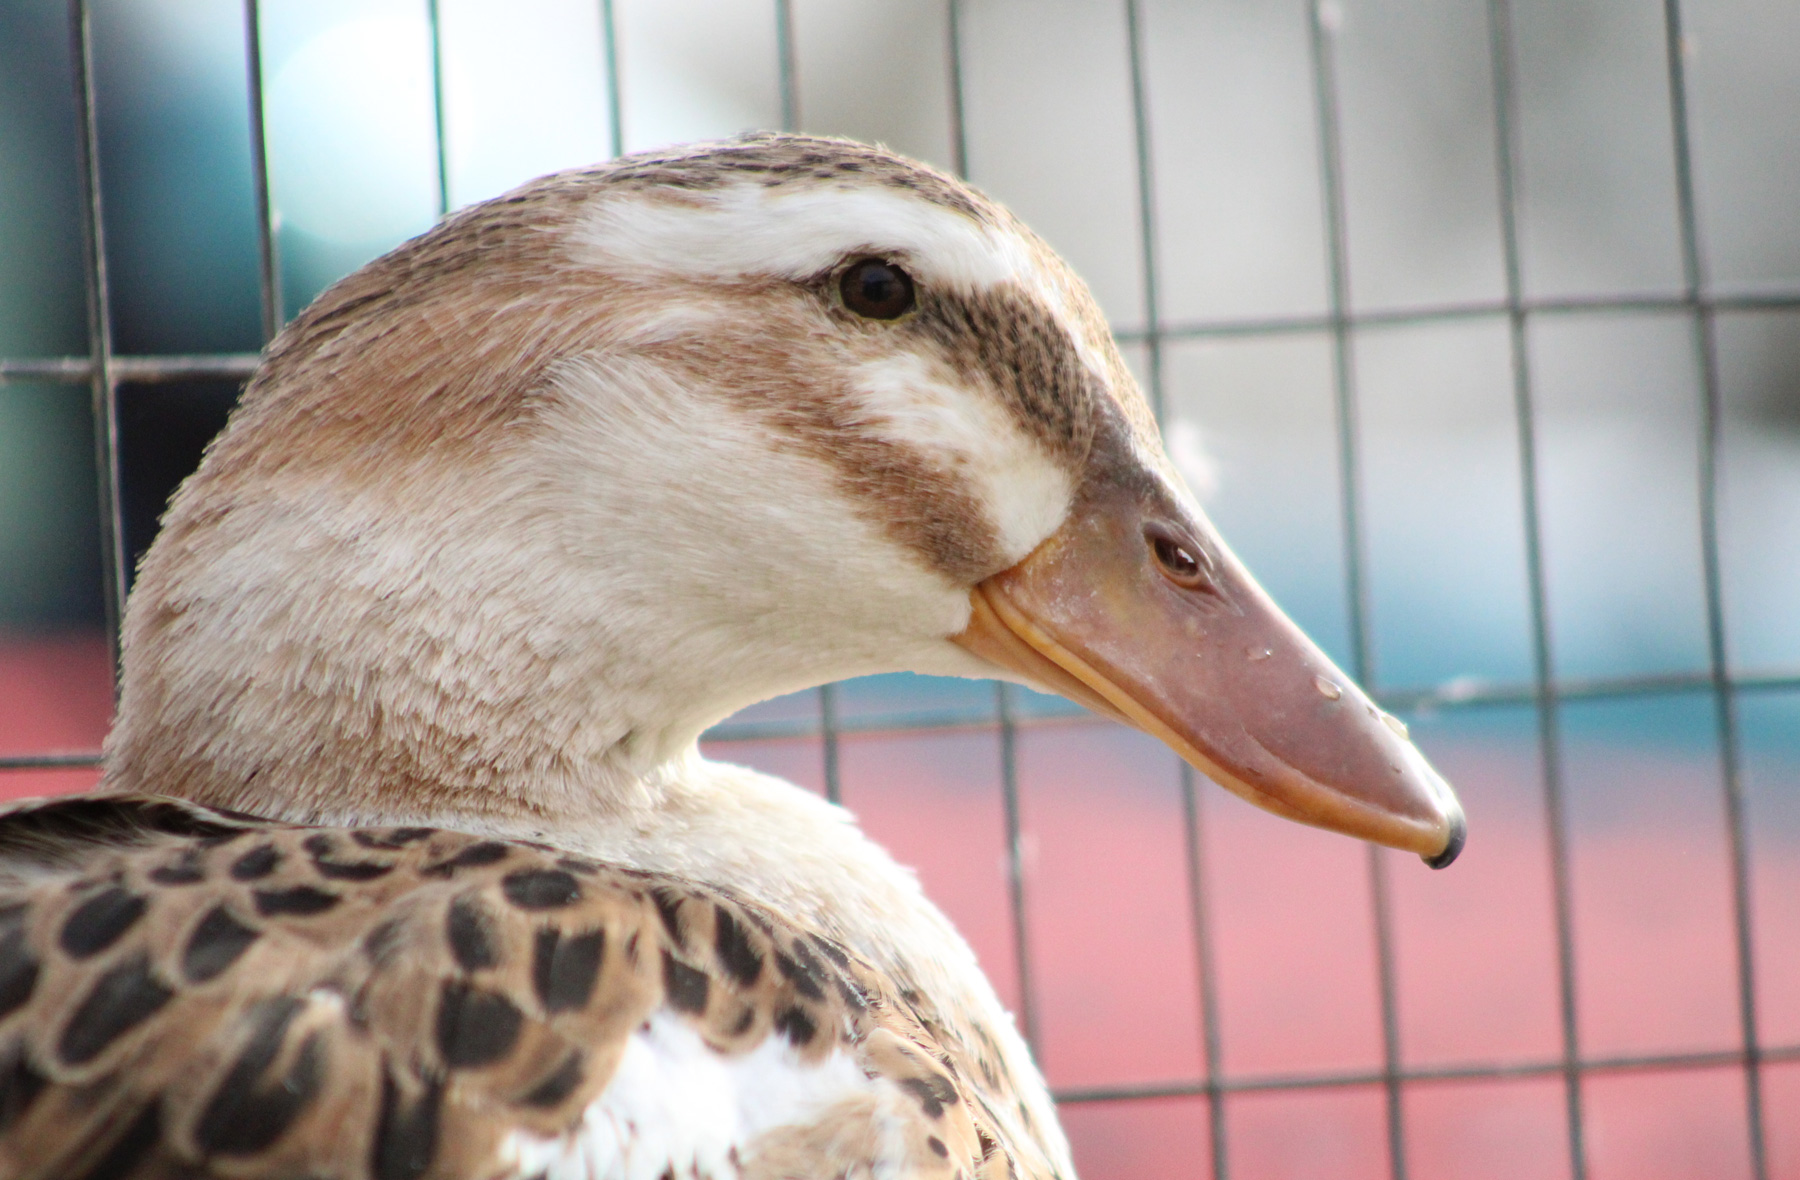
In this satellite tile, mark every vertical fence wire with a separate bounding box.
[820,684,842,805]
[426,0,451,218]
[943,0,1039,1061]
[1123,0,1163,424]
[241,0,280,343]
[1482,1,1587,1175]
[1304,3,1372,690]
[775,0,799,134]
[1302,5,1411,1177]
[1180,764,1231,1180]
[67,0,125,675]
[1658,4,1767,1175]
[1123,5,1231,1175]
[1367,852,1408,1180]
[600,0,623,159]
[945,0,968,181]
[771,0,825,802]
[996,681,1040,1055]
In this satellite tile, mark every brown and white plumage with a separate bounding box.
[0,797,1034,1179]
[0,134,1462,1179]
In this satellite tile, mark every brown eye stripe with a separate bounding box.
[902,284,1095,463]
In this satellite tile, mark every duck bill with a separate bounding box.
[952,474,1466,868]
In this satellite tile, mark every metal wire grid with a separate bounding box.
[1,0,1799,1175]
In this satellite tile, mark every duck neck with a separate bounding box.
[100,465,765,832]
[99,462,1072,1175]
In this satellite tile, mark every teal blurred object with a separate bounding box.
[87,0,265,357]
[0,384,103,630]
[0,2,98,630]
[0,0,265,629]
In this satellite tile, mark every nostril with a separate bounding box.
[1144,522,1215,592]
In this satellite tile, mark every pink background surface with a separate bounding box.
[4,633,1796,1180]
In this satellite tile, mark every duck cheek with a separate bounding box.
[949,479,1466,868]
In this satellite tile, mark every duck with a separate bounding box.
[0,133,1463,1180]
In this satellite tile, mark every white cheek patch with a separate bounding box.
[846,353,1073,567]
[498,1011,902,1180]
[571,182,1035,296]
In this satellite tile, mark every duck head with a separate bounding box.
[109,134,1462,866]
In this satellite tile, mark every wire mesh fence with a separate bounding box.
[2,0,1798,1176]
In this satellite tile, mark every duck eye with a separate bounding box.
[1146,523,1212,591]
[840,258,915,320]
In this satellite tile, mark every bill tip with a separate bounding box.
[1422,807,1467,870]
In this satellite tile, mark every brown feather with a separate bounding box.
[0,795,1044,1179]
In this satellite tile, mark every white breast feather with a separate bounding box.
[499,1012,906,1180]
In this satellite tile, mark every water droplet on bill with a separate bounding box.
[1313,675,1342,700]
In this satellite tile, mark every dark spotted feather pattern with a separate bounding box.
[0,796,1038,1180]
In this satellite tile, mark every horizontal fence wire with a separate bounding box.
[9,665,1800,769]
[9,287,1800,387]
[1118,289,1800,343]
[0,354,262,383]
[1,2,1792,1176]
[1052,1040,1800,1105]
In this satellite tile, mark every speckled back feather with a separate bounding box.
[0,796,1052,1180]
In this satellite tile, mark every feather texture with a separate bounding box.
[0,134,1181,1178]
[0,795,1051,1179]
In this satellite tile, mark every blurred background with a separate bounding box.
[2,0,1797,1176]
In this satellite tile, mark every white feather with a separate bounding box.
[499,1011,906,1180]
[571,181,1033,296]
[567,178,1119,448]
[844,351,1074,565]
